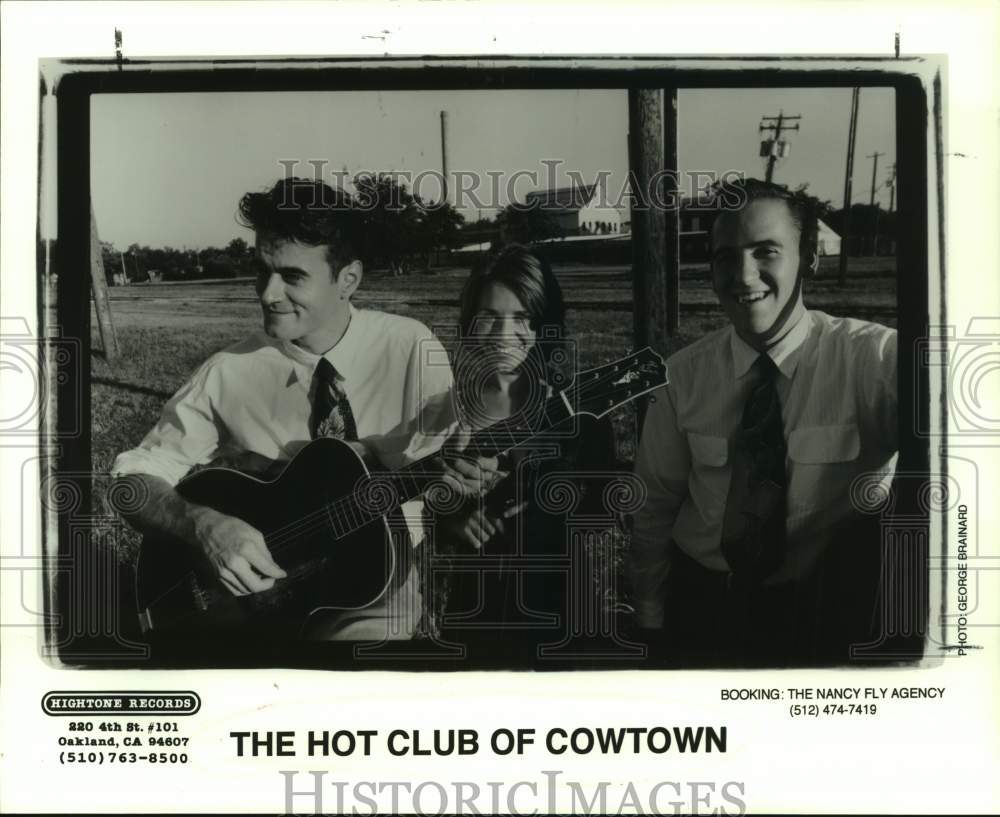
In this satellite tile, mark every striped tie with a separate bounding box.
[310,358,358,441]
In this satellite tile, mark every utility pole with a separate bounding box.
[867,151,883,206]
[759,110,802,184]
[887,163,897,213]
[439,110,449,206]
[838,88,861,287]
[867,151,884,256]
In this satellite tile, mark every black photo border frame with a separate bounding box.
[45,56,937,670]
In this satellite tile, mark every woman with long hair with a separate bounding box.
[431,244,617,660]
[449,243,568,545]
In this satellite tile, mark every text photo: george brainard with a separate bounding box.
[49,67,926,669]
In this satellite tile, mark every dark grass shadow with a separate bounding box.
[92,375,174,401]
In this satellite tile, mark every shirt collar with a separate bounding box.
[277,304,361,386]
[730,309,813,381]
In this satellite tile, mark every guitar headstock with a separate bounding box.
[566,347,669,418]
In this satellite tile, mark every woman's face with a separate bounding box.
[469,281,537,375]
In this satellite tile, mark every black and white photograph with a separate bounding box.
[55,80,914,670]
[2,2,998,815]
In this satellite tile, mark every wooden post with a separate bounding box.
[628,87,679,435]
[90,206,119,360]
[663,89,680,339]
[628,87,679,356]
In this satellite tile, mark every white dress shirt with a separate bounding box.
[629,310,898,629]
[113,305,455,548]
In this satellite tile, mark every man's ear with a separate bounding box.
[337,260,363,298]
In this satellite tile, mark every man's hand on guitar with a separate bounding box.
[192,508,288,596]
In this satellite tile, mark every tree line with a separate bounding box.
[97,176,898,285]
[101,238,254,284]
[100,172,576,285]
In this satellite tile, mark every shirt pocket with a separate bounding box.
[688,432,729,466]
[788,424,860,464]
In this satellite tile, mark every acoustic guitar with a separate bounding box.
[133,347,667,635]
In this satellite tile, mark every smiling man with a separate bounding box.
[628,178,898,664]
[113,177,492,643]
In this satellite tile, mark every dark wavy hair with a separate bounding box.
[456,243,568,401]
[709,177,820,263]
[237,177,361,275]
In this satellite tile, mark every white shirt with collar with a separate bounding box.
[629,309,898,629]
[113,304,455,546]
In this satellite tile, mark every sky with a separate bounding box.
[90,87,895,249]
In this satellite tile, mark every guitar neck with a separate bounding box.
[463,392,572,458]
[395,393,572,494]
[328,393,573,537]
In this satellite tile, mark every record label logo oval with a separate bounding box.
[42,691,201,716]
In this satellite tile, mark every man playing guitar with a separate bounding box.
[113,177,496,641]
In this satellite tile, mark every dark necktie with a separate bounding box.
[720,354,787,581]
[310,358,358,441]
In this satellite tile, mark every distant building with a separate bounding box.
[453,240,492,255]
[676,196,842,258]
[523,185,626,235]
[816,220,842,256]
[456,190,843,262]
